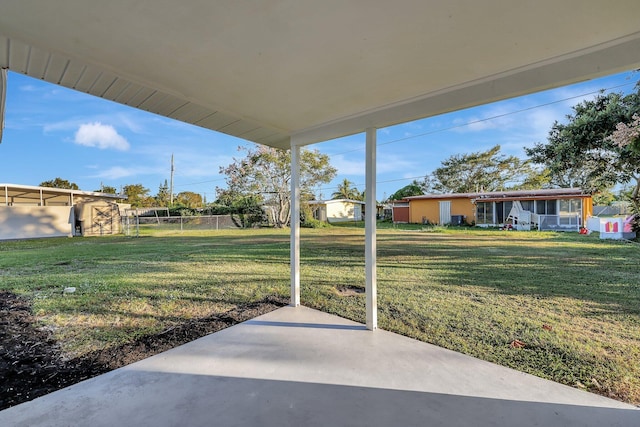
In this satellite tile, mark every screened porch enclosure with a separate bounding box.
[476,198,584,231]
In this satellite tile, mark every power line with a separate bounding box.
[172,177,226,188]
[314,175,428,195]
[324,80,637,157]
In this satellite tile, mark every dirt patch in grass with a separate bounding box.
[0,291,287,410]
[335,286,365,296]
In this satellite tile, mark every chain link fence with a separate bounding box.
[122,215,244,236]
[593,203,631,216]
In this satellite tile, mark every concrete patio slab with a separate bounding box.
[1,306,638,426]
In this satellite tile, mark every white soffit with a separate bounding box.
[1,1,639,148]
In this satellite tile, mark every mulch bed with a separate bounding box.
[0,291,287,410]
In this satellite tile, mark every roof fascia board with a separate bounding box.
[407,189,586,201]
[474,195,591,202]
[291,32,640,146]
[0,183,123,199]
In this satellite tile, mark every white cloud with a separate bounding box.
[331,155,365,175]
[45,114,146,135]
[92,166,137,180]
[451,104,519,133]
[117,113,145,134]
[43,118,83,133]
[74,122,130,151]
[377,154,420,174]
[19,85,38,92]
[554,85,603,109]
[175,155,234,178]
[454,117,498,132]
[525,108,561,140]
[90,165,164,180]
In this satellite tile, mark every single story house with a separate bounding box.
[0,183,125,240]
[309,199,364,223]
[393,188,593,231]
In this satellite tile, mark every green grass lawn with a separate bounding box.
[1,226,638,404]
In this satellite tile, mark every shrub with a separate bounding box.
[302,218,331,228]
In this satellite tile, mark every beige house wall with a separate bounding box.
[409,199,474,224]
[0,205,73,240]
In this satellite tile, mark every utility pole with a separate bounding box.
[169,154,174,206]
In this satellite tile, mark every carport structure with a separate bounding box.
[0,183,123,239]
[1,1,640,424]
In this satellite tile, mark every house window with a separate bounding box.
[520,200,534,212]
[476,202,494,224]
[536,199,557,215]
[559,199,581,214]
[496,201,513,224]
[559,198,582,225]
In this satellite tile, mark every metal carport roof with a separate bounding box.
[0,183,122,205]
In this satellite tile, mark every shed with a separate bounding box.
[74,200,122,236]
[0,184,124,240]
[309,199,364,223]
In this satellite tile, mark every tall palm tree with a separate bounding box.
[332,178,363,200]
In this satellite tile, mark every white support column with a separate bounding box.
[290,141,301,307]
[365,127,377,330]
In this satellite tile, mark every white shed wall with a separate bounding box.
[326,201,362,222]
[0,206,73,240]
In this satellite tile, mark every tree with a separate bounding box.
[122,184,152,208]
[608,113,640,152]
[388,180,424,200]
[511,167,552,191]
[95,185,118,194]
[429,145,531,193]
[40,178,79,190]
[607,112,640,230]
[216,189,265,227]
[525,89,640,192]
[592,188,617,206]
[331,178,363,200]
[155,180,171,206]
[175,191,203,208]
[218,145,336,228]
[525,86,640,230]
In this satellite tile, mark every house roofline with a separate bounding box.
[0,183,125,200]
[309,199,365,205]
[403,188,588,202]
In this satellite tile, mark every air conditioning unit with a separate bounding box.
[451,215,466,226]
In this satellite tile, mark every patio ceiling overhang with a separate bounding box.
[1,1,640,149]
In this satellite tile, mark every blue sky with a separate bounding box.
[1,69,638,201]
